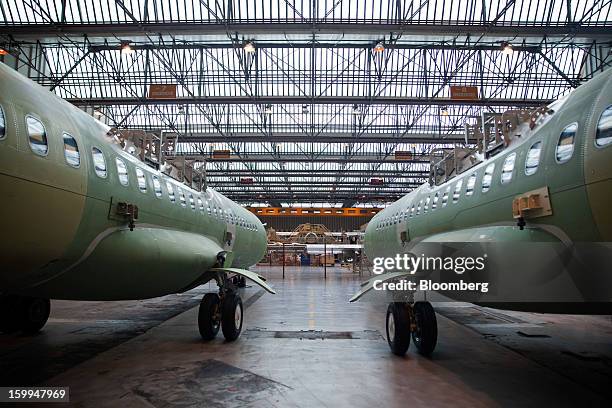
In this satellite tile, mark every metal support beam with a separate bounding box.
[67,96,552,107]
[2,22,610,39]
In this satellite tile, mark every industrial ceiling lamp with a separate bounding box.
[302,104,309,114]
[120,41,134,54]
[502,42,514,55]
[440,106,449,116]
[243,40,256,53]
[264,104,272,114]
[352,104,359,114]
[373,41,385,53]
[93,108,103,118]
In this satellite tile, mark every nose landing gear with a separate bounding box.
[197,271,244,342]
[385,301,437,356]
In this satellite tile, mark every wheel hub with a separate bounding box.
[235,304,242,328]
[387,313,395,342]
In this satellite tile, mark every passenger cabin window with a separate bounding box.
[596,106,612,147]
[525,141,542,176]
[442,186,450,206]
[482,163,495,192]
[189,194,196,210]
[62,134,80,167]
[91,147,107,178]
[501,153,516,184]
[26,116,48,156]
[0,105,6,139]
[136,168,147,193]
[152,176,162,198]
[465,174,476,196]
[116,158,129,185]
[453,180,463,203]
[424,196,430,214]
[166,182,176,203]
[179,189,187,207]
[416,200,422,216]
[198,198,204,211]
[556,123,577,163]
[432,193,439,210]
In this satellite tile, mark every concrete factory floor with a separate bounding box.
[1,266,612,407]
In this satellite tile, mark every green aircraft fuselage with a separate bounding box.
[362,68,612,309]
[0,63,267,301]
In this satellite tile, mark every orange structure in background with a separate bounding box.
[247,207,380,217]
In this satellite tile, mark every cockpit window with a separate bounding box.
[556,123,577,163]
[62,133,80,167]
[135,168,147,193]
[0,105,6,139]
[525,141,542,176]
[26,116,48,156]
[91,147,107,178]
[596,105,612,147]
[501,153,516,184]
[116,158,129,186]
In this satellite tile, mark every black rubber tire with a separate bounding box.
[411,301,438,356]
[0,295,21,334]
[18,297,50,334]
[386,302,411,356]
[198,293,221,340]
[221,293,243,342]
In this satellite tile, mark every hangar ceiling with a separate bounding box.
[1,0,611,206]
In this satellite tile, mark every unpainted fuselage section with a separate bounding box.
[0,62,267,301]
[364,69,612,312]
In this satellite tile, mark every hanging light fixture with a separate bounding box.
[501,42,514,55]
[352,104,359,114]
[120,41,134,54]
[302,104,309,114]
[0,48,8,56]
[373,41,385,53]
[243,40,256,53]
[440,106,449,116]
[93,108,103,118]
[264,104,272,114]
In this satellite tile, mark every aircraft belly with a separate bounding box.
[23,227,223,300]
[360,225,612,306]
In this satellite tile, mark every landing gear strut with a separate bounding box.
[385,301,437,356]
[198,273,244,342]
[0,295,50,334]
